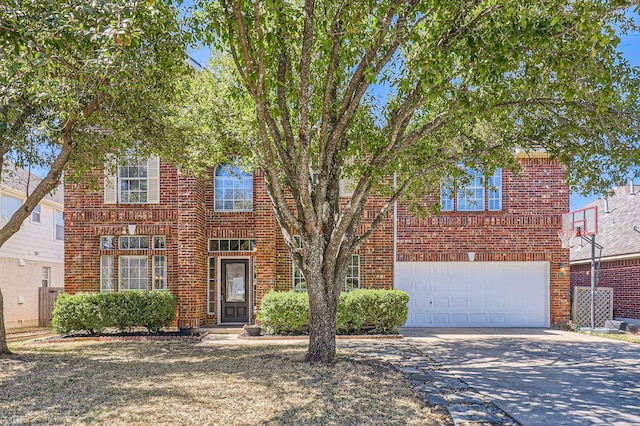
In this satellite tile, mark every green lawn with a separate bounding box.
[1,340,448,425]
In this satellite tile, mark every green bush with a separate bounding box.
[257,291,310,334]
[52,291,176,335]
[258,289,409,335]
[52,292,106,335]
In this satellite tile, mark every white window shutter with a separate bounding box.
[339,178,356,197]
[103,156,117,204]
[147,156,160,204]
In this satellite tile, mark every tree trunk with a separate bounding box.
[303,246,348,363]
[305,277,338,363]
[0,288,12,356]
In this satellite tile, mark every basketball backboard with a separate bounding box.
[561,206,598,236]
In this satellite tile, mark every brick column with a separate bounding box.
[254,171,277,314]
[176,171,208,328]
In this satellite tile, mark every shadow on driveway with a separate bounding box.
[402,328,640,425]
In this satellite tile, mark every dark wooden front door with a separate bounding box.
[221,259,250,323]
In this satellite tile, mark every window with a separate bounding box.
[457,169,485,211]
[292,235,305,291]
[440,185,454,212]
[41,267,50,288]
[440,168,502,212]
[118,159,148,203]
[153,235,166,250]
[345,255,360,291]
[119,236,149,250]
[153,255,167,290]
[101,255,115,292]
[1,194,21,222]
[488,169,502,211]
[214,164,253,212]
[100,236,115,250]
[104,156,160,204]
[208,238,256,252]
[55,210,64,240]
[208,257,216,314]
[119,256,148,290]
[31,205,41,223]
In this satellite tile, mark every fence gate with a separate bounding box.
[572,286,613,328]
[39,287,63,326]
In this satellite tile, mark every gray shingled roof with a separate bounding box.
[0,163,64,205]
[570,184,640,262]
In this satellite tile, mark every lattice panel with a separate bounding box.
[572,286,613,328]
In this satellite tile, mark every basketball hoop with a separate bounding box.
[557,229,578,249]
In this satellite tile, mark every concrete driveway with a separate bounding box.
[401,328,640,425]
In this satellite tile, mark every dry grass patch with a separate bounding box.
[594,332,640,344]
[1,340,448,425]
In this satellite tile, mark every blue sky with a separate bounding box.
[187,15,639,211]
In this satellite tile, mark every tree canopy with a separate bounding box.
[191,0,640,362]
[0,0,194,355]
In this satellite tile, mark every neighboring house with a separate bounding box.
[64,153,570,328]
[570,183,640,320]
[1,164,65,330]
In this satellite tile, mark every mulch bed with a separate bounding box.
[29,330,209,344]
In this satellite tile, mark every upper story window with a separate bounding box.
[441,168,502,212]
[1,194,21,222]
[55,210,64,241]
[104,156,160,205]
[119,159,148,203]
[31,205,41,223]
[214,164,253,212]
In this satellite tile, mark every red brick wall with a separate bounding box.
[65,156,570,327]
[571,258,640,319]
[395,157,571,324]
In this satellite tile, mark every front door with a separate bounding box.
[221,259,250,323]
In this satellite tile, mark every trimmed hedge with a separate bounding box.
[52,291,176,335]
[258,289,409,335]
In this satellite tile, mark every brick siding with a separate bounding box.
[571,257,640,319]
[64,157,570,327]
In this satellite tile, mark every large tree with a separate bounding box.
[193,0,640,362]
[0,0,193,355]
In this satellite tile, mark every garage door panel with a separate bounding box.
[396,262,549,327]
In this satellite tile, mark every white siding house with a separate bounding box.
[1,165,64,330]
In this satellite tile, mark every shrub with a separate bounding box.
[259,289,409,335]
[52,291,176,335]
[257,291,310,334]
[52,293,107,335]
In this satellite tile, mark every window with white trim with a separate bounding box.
[101,236,115,250]
[1,194,21,222]
[101,255,115,292]
[488,169,502,211]
[118,256,148,290]
[291,235,305,291]
[104,156,160,204]
[208,257,216,314]
[153,235,166,250]
[119,236,149,250]
[31,205,41,223]
[42,267,50,288]
[208,238,256,252]
[118,159,148,203]
[214,164,253,212]
[440,168,502,212]
[153,255,167,290]
[345,255,360,291]
[55,210,64,241]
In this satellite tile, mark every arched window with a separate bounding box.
[214,164,253,212]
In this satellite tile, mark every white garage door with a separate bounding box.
[395,262,549,327]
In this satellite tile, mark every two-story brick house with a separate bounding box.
[64,152,570,328]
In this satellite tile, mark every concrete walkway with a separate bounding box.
[401,328,640,426]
